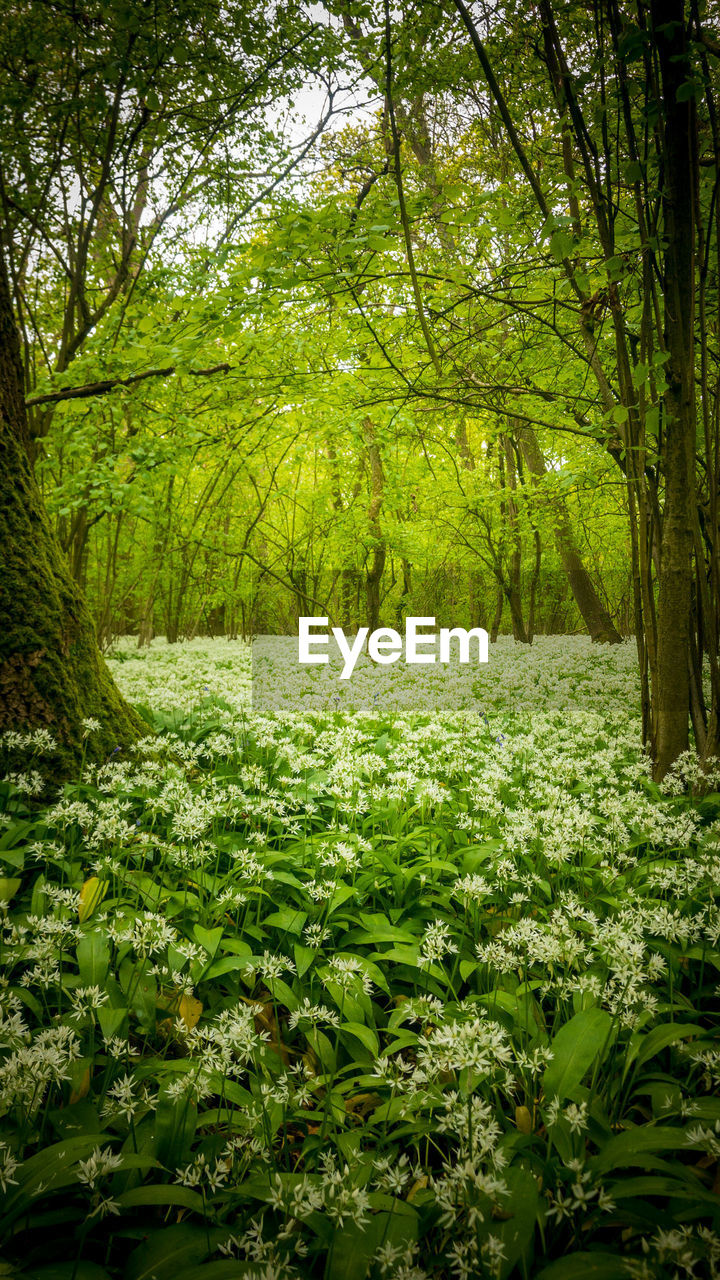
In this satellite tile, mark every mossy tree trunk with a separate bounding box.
[0,253,146,773]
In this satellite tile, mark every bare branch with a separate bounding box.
[25,362,232,407]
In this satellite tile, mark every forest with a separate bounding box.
[1,0,720,1277]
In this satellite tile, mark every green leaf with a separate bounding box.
[115,1185,205,1213]
[537,1254,630,1280]
[174,1265,254,1280]
[357,913,416,944]
[591,1125,691,1173]
[0,1134,112,1228]
[326,1203,417,1280]
[193,924,224,957]
[125,1226,218,1280]
[77,930,110,986]
[97,1004,126,1040]
[152,1089,198,1168]
[628,1022,704,1073]
[340,1021,379,1057]
[263,907,307,934]
[29,1267,110,1280]
[549,229,574,261]
[293,943,316,977]
[607,1175,719,1204]
[677,79,703,102]
[0,877,21,902]
[496,1167,540,1279]
[542,1008,612,1100]
[265,976,299,1011]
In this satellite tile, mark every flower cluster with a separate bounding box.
[0,636,718,1278]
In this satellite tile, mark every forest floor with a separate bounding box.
[1,637,719,1280]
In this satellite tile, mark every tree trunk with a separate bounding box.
[527,528,542,643]
[0,252,144,773]
[468,570,486,629]
[490,584,504,643]
[362,419,386,633]
[651,0,697,778]
[517,425,622,643]
[499,433,529,642]
[395,557,412,628]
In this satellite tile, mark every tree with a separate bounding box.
[322,1,623,644]
[439,0,718,774]
[0,0,331,759]
[0,250,144,769]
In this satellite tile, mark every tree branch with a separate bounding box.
[25,362,232,407]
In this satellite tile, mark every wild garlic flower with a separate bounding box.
[248,951,296,982]
[0,1142,19,1193]
[77,1145,123,1190]
[418,919,458,967]
[436,1092,502,1161]
[102,1073,145,1121]
[303,922,331,947]
[175,1152,229,1192]
[417,1016,512,1082]
[69,985,109,1020]
[686,1120,720,1161]
[326,954,373,994]
[564,1100,589,1134]
[288,998,340,1030]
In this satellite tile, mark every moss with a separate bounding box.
[0,258,147,777]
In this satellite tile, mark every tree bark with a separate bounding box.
[0,252,145,773]
[490,584,504,643]
[651,0,697,778]
[501,435,524,641]
[362,419,387,633]
[517,425,622,643]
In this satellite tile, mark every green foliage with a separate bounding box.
[0,638,719,1276]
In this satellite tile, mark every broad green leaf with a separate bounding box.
[125,1226,220,1280]
[174,1265,254,1280]
[543,1008,612,1100]
[591,1125,691,1173]
[77,930,110,986]
[116,1185,205,1213]
[29,1267,110,1280]
[192,924,224,957]
[78,877,107,922]
[630,1022,704,1072]
[340,1021,379,1057]
[537,1254,630,1280]
[0,877,21,902]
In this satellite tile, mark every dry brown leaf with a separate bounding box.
[69,1067,91,1104]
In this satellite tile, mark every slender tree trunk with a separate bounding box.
[527,528,542,642]
[67,503,90,588]
[651,0,697,778]
[498,433,529,642]
[490,584,504,643]
[0,252,144,772]
[517,425,622,643]
[362,419,386,633]
[395,557,412,628]
[455,421,484,628]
